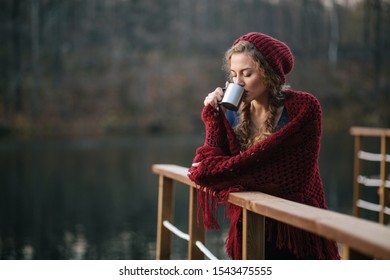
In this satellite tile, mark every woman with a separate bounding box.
[187,32,340,260]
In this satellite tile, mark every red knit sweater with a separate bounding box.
[188,90,340,260]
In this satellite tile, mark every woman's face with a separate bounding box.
[229,53,268,104]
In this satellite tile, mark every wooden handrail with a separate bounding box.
[153,164,390,260]
[350,127,390,137]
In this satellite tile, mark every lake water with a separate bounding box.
[0,132,355,260]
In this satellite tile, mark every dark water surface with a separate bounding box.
[0,133,354,260]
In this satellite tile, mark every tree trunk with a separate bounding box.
[328,0,339,66]
[31,0,41,118]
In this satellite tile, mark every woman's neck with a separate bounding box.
[250,99,269,124]
[250,98,284,133]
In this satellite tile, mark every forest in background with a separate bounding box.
[1,0,389,137]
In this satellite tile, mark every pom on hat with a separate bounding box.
[233,32,294,84]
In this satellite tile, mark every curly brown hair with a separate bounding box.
[223,40,288,150]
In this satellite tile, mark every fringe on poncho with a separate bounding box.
[187,90,340,260]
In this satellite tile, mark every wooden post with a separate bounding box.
[342,245,372,260]
[379,134,387,224]
[156,175,175,260]
[242,208,265,260]
[353,135,361,217]
[188,186,205,259]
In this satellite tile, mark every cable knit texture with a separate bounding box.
[188,90,340,260]
[233,32,294,84]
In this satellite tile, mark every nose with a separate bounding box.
[236,76,245,87]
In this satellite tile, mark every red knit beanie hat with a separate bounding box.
[233,32,294,84]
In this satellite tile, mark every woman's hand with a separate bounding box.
[187,162,200,176]
[204,87,224,110]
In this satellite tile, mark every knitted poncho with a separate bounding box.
[187,90,340,260]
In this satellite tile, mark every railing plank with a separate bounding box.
[153,164,194,186]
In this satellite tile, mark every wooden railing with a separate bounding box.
[350,127,390,224]
[153,164,390,260]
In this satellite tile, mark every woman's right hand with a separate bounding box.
[204,87,225,110]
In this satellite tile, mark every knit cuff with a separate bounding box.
[201,105,229,149]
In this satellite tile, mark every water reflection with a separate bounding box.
[0,133,354,259]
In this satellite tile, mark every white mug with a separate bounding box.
[219,83,244,111]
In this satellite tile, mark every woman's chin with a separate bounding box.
[242,95,251,103]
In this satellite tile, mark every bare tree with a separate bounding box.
[329,0,339,65]
[30,0,41,118]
